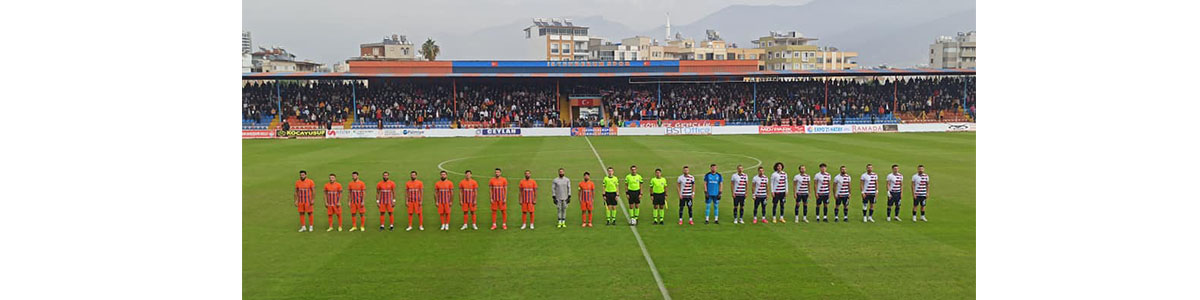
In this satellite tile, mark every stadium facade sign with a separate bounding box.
[241,130,275,139]
[571,127,617,136]
[624,120,726,127]
[805,125,853,134]
[897,123,977,133]
[758,126,806,134]
[475,128,522,137]
[326,129,380,139]
[379,129,425,138]
[852,125,884,133]
[946,123,976,132]
[276,129,326,138]
[665,126,713,136]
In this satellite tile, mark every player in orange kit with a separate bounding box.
[459,170,480,230]
[405,171,425,231]
[323,173,344,232]
[434,171,454,231]
[489,168,509,230]
[347,171,367,232]
[519,170,538,230]
[295,170,316,232]
[377,171,397,232]
[579,172,596,227]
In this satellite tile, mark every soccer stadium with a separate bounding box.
[243,60,976,299]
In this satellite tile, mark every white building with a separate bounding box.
[242,31,252,54]
[930,31,976,69]
[523,18,590,61]
[588,38,640,61]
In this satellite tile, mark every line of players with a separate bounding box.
[291,163,931,232]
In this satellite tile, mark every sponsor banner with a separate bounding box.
[571,127,618,136]
[523,128,570,137]
[624,120,726,127]
[758,125,806,134]
[241,130,275,139]
[276,129,326,138]
[711,125,759,135]
[805,125,853,134]
[883,124,899,132]
[898,123,948,133]
[379,129,425,138]
[618,127,667,136]
[852,124,883,133]
[475,128,522,137]
[425,129,474,138]
[326,129,379,139]
[946,123,976,132]
[665,126,713,136]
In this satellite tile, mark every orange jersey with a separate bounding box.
[377,180,396,204]
[323,182,343,206]
[295,178,316,204]
[406,180,424,202]
[579,181,595,202]
[434,180,454,204]
[489,177,508,202]
[459,179,479,204]
[347,180,366,204]
[518,179,537,204]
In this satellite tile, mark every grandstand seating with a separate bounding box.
[241,115,274,130]
[243,77,974,129]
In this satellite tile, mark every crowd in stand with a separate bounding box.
[355,81,452,127]
[455,83,561,128]
[274,81,358,129]
[242,77,975,128]
[241,82,277,122]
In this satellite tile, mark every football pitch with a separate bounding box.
[243,132,976,299]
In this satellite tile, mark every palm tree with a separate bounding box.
[419,38,440,61]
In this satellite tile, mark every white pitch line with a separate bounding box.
[583,136,672,300]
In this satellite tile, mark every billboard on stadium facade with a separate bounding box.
[665,126,713,135]
[571,127,617,136]
[474,128,522,137]
[805,125,853,134]
[241,130,275,139]
[852,124,884,133]
[624,120,726,127]
[379,129,426,138]
[758,126,807,134]
[276,129,326,138]
[326,129,379,139]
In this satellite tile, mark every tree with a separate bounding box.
[419,38,440,61]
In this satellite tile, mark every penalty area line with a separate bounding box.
[583,136,671,300]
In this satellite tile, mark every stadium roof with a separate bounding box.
[242,68,975,80]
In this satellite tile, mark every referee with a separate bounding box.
[624,165,644,226]
[601,167,620,225]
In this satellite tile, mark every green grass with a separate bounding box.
[244,132,975,299]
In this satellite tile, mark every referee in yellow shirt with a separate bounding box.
[624,165,644,226]
[601,167,621,225]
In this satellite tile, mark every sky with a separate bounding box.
[242,0,812,65]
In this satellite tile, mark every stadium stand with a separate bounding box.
[243,76,974,129]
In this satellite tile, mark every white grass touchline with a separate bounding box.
[584,136,672,300]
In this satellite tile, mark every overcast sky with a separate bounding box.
[243,0,811,65]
